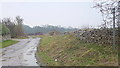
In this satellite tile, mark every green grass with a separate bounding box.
[0,40,19,48]
[37,35,118,66]
[37,51,59,66]
[30,35,44,38]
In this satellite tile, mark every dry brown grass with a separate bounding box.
[37,35,118,66]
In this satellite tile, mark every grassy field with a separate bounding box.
[37,35,118,66]
[0,40,19,48]
[14,36,28,39]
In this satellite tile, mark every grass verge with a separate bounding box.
[14,36,28,39]
[37,35,118,66]
[0,40,19,48]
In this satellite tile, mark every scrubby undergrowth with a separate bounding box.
[37,35,118,66]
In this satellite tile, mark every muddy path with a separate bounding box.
[0,37,40,66]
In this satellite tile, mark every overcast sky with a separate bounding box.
[0,0,103,28]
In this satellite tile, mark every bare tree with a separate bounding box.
[15,16,24,36]
[2,18,16,37]
[93,0,119,28]
[1,16,25,37]
[93,0,120,48]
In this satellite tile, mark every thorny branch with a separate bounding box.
[93,0,119,28]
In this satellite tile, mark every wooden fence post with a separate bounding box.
[112,8,116,49]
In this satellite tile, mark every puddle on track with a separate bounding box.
[1,38,40,66]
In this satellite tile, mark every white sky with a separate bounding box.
[0,0,103,28]
[0,0,93,2]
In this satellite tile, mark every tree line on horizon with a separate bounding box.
[0,16,78,37]
[23,25,78,35]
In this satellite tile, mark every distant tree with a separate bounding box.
[1,24,10,35]
[49,30,61,36]
[1,16,25,38]
[23,25,77,35]
[81,25,90,31]
[15,16,24,36]
[2,18,16,37]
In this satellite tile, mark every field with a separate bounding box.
[14,36,29,39]
[37,35,118,66]
[0,40,19,48]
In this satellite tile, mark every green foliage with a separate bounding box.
[1,16,25,38]
[0,24,10,35]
